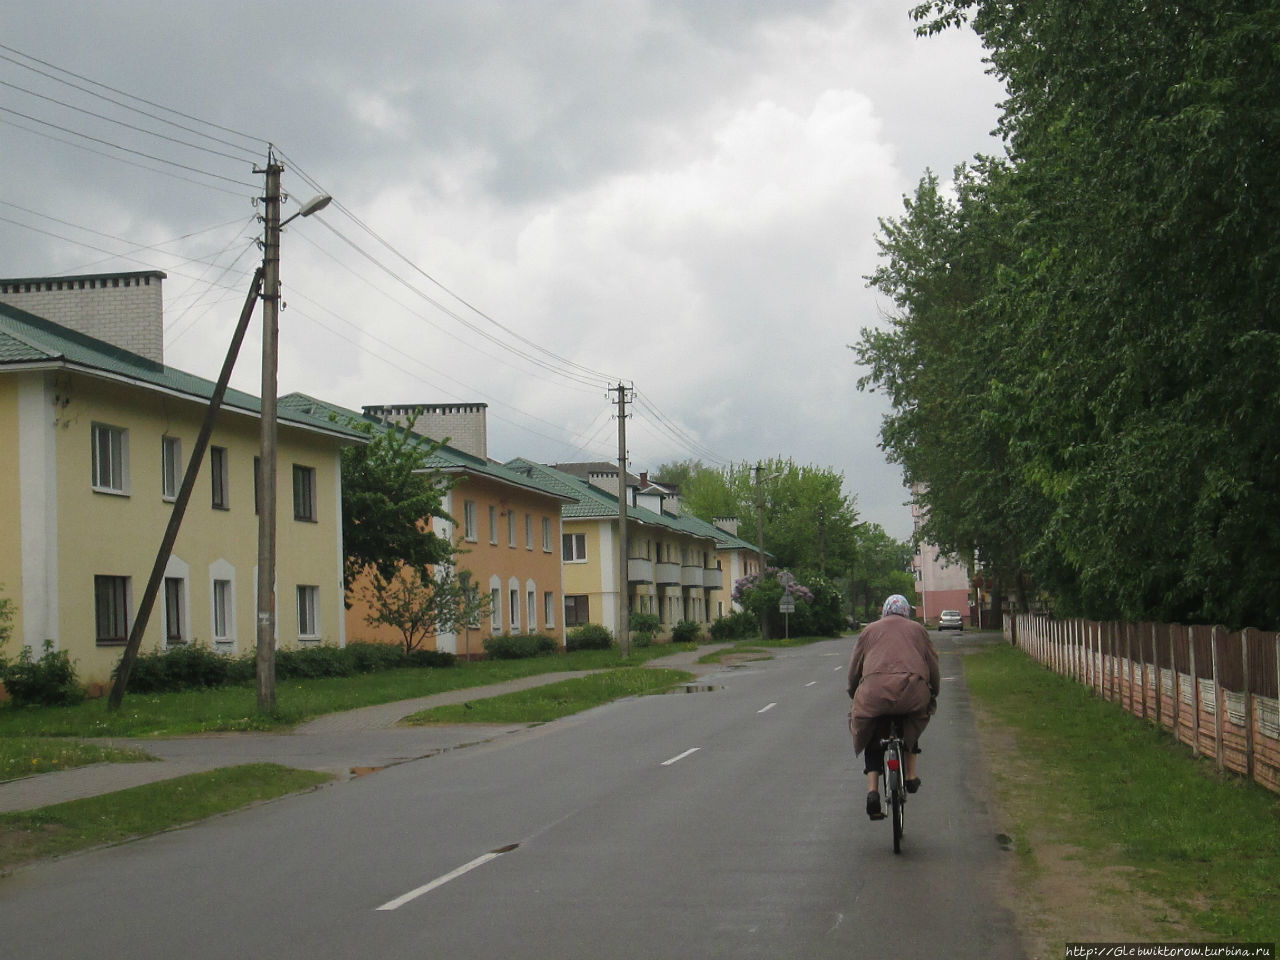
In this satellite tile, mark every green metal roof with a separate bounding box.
[0,300,365,442]
[279,393,574,502]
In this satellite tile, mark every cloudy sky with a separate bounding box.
[0,1,1004,541]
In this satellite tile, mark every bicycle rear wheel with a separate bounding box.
[891,787,905,853]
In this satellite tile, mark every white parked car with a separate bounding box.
[938,610,964,631]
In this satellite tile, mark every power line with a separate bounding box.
[0,42,267,153]
[0,78,259,164]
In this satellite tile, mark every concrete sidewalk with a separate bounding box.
[0,647,727,814]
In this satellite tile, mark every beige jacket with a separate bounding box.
[846,614,940,754]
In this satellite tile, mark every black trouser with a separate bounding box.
[862,718,922,776]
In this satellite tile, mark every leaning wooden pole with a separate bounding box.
[107,268,264,710]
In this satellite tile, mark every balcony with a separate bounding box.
[655,561,681,585]
[702,567,724,590]
[681,565,702,587]
[628,557,655,584]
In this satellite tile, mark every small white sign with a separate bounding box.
[779,597,796,613]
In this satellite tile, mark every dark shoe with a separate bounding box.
[905,777,921,794]
[866,791,886,820]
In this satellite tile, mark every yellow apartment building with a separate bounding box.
[0,274,361,690]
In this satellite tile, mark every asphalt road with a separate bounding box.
[0,635,1024,959]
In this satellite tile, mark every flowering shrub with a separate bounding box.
[732,568,842,639]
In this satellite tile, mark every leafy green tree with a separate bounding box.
[656,459,862,577]
[848,524,916,623]
[360,563,482,656]
[341,416,454,599]
[862,1,1280,628]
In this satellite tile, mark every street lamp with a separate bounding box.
[255,156,331,713]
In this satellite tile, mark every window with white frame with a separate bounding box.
[212,578,232,643]
[509,588,520,631]
[94,575,130,644]
[210,446,230,510]
[525,514,533,550]
[490,586,501,630]
[293,465,317,522]
[543,591,555,628]
[161,436,181,501]
[507,511,516,548]
[297,585,319,639]
[527,588,536,630]
[562,532,587,562]
[91,423,129,494]
[489,505,498,544]
[542,517,552,552]
[463,500,479,542]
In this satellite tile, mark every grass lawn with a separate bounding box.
[0,764,332,872]
[965,642,1280,945]
[404,668,694,724]
[0,644,699,740]
[1,738,155,783]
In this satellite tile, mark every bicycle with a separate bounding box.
[877,717,908,854]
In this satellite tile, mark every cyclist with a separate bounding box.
[847,594,940,820]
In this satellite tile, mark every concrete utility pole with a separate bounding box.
[255,155,283,714]
[614,383,631,657]
[753,462,767,575]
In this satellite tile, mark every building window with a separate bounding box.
[542,517,552,552]
[91,423,128,494]
[509,589,520,631]
[293,465,317,522]
[490,587,501,630]
[210,446,230,510]
[508,511,516,548]
[489,506,498,544]
[543,591,555,628]
[213,579,232,642]
[161,436,181,501]
[164,577,185,644]
[564,595,590,627]
[525,514,533,550]
[94,575,130,644]
[527,589,536,629]
[463,500,479,542]
[562,533,587,562]
[297,585,319,638]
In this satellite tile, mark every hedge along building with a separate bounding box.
[0,272,364,691]
[280,396,573,656]
[505,460,728,638]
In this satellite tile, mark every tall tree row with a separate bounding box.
[857,1,1280,628]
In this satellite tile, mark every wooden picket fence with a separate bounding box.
[1008,614,1280,795]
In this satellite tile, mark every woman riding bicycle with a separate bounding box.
[847,594,940,820]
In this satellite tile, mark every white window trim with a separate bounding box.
[508,577,521,632]
[162,555,191,647]
[489,576,502,631]
[562,532,587,563]
[463,500,479,542]
[489,505,498,545]
[161,435,181,502]
[91,422,129,495]
[210,559,236,651]
[297,584,320,640]
[543,590,556,628]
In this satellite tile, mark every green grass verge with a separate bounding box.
[1,738,156,783]
[0,764,332,871]
[0,645,698,739]
[965,643,1280,942]
[404,668,695,724]
[696,635,834,664]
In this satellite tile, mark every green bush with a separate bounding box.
[275,645,356,679]
[346,641,410,672]
[120,644,237,693]
[406,648,456,669]
[629,612,661,634]
[671,620,704,644]
[566,623,614,651]
[483,633,559,660]
[2,641,84,707]
[709,611,757,641]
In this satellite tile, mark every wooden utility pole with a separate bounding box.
[613,383,630,657]
[107,269,263,709]
[255,155,283,713]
